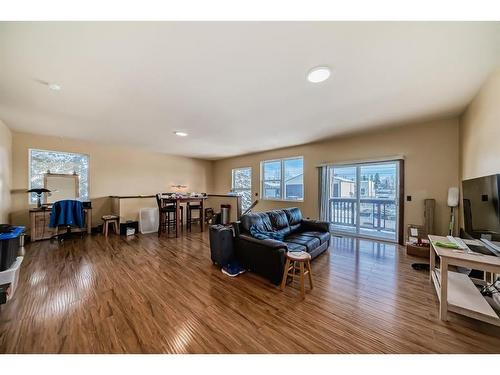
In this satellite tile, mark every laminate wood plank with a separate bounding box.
[1,231,500,353]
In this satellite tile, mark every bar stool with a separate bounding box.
[156,194,183,236]
[102,215,119,237]
[280,251,313,298]
[164,204,183,234]
[186,202,202,231]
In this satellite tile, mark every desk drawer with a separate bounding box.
[30,211,53,241]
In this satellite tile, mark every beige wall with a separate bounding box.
[460,69,500,181]
[10,131,214,228]
[213,118,460,236]
[0,120,12,223]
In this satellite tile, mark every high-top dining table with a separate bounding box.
[163,196,207,237]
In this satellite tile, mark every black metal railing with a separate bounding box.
[329,198,397,232]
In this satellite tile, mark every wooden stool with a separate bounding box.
[186,202,202,232]
[280,251,313,298]
[102,215,119,237]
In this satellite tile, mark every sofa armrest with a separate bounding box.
[301,219,331,233]
[235,234,287,285]
[232,221,241,237]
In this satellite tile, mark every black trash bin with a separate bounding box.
[0,226,24,272]
[209,225,234,267]
[120,220,139,236]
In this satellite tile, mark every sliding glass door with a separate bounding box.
[328,161,400,242]
[330,165,358,235]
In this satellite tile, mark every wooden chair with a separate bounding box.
[102,215,119,237]
[280,251,313,299]
[156,194,183,236]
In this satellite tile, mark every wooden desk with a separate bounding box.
[429,235,500,326]
[29,207,92,241]
[162,197,207,237]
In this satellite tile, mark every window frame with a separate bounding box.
[28,148,90,204]
[261,156,304,202]
[231,166,252,211]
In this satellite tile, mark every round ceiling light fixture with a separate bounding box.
[174,131,188,137]
[48,83,62,91]
[307,66,331,83]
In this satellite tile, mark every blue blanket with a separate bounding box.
[49,200,84,228]
[249,224,285,241]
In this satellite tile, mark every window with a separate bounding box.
[262,157,303,201]
[232,167,252,211]
[29,149,89,204]
[262,160,281,199]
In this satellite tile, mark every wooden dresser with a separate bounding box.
[29,207,92,241]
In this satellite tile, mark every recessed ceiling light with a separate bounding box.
[174,131,188,137]
[48,83,61,91]
[307,66,331,83]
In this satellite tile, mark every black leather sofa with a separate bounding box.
[232,207,331,285]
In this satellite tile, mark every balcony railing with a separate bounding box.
[329,197,397,233]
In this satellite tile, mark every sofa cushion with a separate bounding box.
[268,210,291,236]
[283,207,302,233]
[288,223,301,234]
[300,231,330,245]
[283,207,302,225]
[284,242,307,252]
[284,234,320,252]
[268,210,289,229]
[309,241,329,259]
[240,212,273,234]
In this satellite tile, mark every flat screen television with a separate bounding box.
[462,173,500,242]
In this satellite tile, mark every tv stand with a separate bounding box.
[429,235,500,326]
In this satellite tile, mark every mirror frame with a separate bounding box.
[43,173,80,204]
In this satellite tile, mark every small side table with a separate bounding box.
[280,251,313,298]
[102,215,119,237]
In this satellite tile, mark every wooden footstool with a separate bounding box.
[280,251,313,298]
[102,215,119,237]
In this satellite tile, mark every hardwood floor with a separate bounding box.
[1,230,500,353]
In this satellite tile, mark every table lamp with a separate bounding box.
[27,188,51,208]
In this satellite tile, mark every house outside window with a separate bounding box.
[262,157,304,201]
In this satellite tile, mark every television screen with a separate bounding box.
[462,174,500,241]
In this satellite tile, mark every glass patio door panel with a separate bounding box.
[328,161,399,242]
[358,163,398,241]
[330,166,357,234]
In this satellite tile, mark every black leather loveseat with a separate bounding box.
[232,207,330,285]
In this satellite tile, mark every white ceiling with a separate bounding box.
[0,22,499,159]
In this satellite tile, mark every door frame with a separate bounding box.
[328,159,404,245]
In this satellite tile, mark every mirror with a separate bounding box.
[44,173,80,204]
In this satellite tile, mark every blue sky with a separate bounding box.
[265,158,303,180]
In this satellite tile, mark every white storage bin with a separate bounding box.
[0,256,23,301]
[139,207,159,234]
